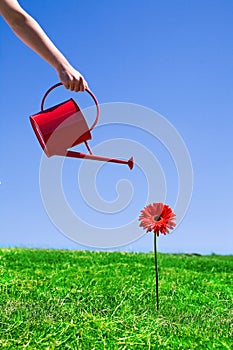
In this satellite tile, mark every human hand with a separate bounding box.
[0,1,89,92]
[56,62,88,92]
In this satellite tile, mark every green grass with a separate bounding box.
[0,248,232,349]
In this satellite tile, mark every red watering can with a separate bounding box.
[30,83,134,170]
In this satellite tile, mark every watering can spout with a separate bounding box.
[64,151,134,170]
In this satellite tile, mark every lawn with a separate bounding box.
[0,248,232,349]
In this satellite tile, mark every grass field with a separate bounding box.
[0,248,232,349]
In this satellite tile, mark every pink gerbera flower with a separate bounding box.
[139,202,176,236]
[139,202,176,310]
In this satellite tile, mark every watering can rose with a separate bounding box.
[139,202,176,235]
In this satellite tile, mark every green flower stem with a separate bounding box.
[154,232,159,310]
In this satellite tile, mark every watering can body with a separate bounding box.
[30,98,91,157]
[29,83,134,170]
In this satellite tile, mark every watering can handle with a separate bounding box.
[40,82,100,131]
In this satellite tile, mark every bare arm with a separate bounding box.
[0,0,88,92]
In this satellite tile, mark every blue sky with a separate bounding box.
[0,0,233,254]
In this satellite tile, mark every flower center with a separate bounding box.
[154,216,161,222]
